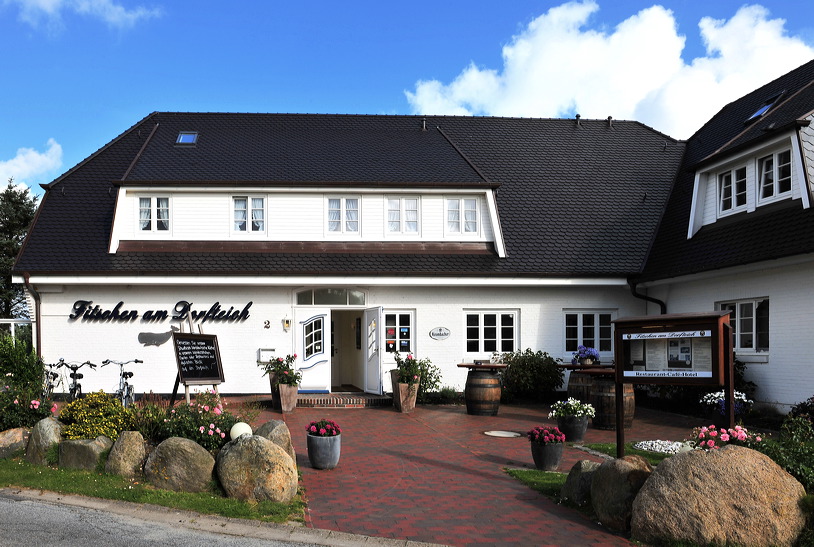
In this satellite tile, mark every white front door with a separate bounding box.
[363,306,383,395]
[295,308,331,393]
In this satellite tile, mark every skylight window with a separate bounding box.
[176,131,198,145]
[746,91,784,122]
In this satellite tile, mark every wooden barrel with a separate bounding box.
[566,371,592,403]
[464,370,501,416]
[590,379,635,430]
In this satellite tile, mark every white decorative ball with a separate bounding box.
[229,422,253,440]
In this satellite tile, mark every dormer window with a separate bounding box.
[758,149,791,202]
[718,166,747,215]
[176,131,198,145]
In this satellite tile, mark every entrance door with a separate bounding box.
[363,306,383,395]
[295,308,331,393]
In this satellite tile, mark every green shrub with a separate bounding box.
[0,385,54,430]
[392,352,442,404]
[499,349,563,402]
[749,415,814,492]
[0,335,42,395]
[131,402,169,444]
[59,391,133,440]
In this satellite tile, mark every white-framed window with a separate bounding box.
[719,298,769,352]
[233,196,265,233]
[717,166,747,215]
[295,288,366,306]
[303,316,324,360]
[385,311,414,353]
[446,197,479,235]
[757,149,791,203]
[564,310,614,356]
[387,197,419,234]
[465,310,516,353]
[327,196,360,234]
[138,196,170,232]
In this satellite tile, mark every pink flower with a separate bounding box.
[310,425,317,432]
[220,432,226,438]
[720,433,730,442]
[13,399,18,405]
[277,357,283,362]
[709,430,718,437]
[293,353,297,358]
[171,409,175,413]
[199,426,205,433]
[50,403,58,414]
[756,436,762,442]
[208,430,214,436]
[214,406,223,415]
[707,440,716,447]
[209,423,215,429]
[319,428,326,435]
[203,405,210,412]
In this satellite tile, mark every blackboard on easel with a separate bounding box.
[172,332,225,385]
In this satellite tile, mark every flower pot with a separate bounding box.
[396,381,419,413]
[307,433,341,469]
[578,358,593,366]
[390,369,401,411]
[530,442,563,471]
[278,383,299,413]
[557,415,589,443]
[268,374,281,411]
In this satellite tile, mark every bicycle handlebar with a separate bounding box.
[101,359,142,367]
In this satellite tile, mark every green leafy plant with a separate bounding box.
[0,335,41,393]
[0,384,56,430]
[58,391,133,440]
[392,352,441,403]
[499,349,563,402]
[548,397,595,418]
[258,354,301,385]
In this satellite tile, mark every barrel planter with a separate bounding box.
[464,369,502,416]
[591,379,635,430]
[307,433,341,470]
[566,371,592,404]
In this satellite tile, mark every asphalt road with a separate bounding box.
[0,487,416,547]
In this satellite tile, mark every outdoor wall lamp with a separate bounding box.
[282,317,291,331]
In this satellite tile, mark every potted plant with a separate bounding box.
[306,418,342,469]
[391,352,421,413]
[699,390,753,428]
[258,354,301,413]
[526,425,566,470]
[571,345,600,366]
[548,397,595,442]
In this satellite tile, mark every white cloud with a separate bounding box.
[406,1,814,139]
[0,138,63,189]
[5,0,162,30]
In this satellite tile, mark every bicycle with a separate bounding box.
[41,359,64,400]
[101,358,142,408]
[60,359,97,402]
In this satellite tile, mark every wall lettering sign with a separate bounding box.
[68,300,252,324]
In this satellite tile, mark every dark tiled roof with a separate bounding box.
[14,113,685,278]
[641,58,814,282]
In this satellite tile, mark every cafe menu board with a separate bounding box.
[172,333,225,385]
[623,330,713,379]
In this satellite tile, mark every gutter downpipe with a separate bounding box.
[23,273,42,356]
[628,277,667,315]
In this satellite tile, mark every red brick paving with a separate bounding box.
[247,400,701,547]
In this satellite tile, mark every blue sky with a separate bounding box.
[2,1,814,195]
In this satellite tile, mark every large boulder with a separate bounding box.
[144,437,215,493]
[632,445,805,547]
[216,434,298,503]
[560,459,601,507]
[25,417,63,466]
[59,436,114,471]
[591,455,652,532]
[105,431,147,478]
[254,419,296,463]
[0,428,30,459]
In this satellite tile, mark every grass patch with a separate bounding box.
[0,457,304,524]
[584,442,672,467]
[505,468,566,498]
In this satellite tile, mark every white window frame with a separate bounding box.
[445,197,480,236]
[717,165,748,216]
[718,298,769,354]
[563,310,615,360]
[326,196,360,235]
[232,195,266,235]
[384,310,415,354]
[464,310,518,355]
[386,196,420,235]
[137,196,171,233]
[757,148,792,205]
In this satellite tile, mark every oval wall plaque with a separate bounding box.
[429,327,450,340]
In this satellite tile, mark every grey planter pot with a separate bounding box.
[307,434,341,470]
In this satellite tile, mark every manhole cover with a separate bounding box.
[483,430,522,438]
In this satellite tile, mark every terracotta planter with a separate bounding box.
[557,415,589,443]
[307,433,341,469]
[396,381,419,413]
[278,383,299,413]
[530,442,563,471]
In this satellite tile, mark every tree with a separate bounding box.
[0,178,38,318]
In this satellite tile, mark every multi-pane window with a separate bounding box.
[719,299,769,352]
[758,149,791,201]
[387,197,419,234]
[327,197,359,233]
[718,166,747,214]
[564,311,613,353]
[385,312,413,353]
[139,197,170,232]
[304,316,324,359]
[465,311,516,353]
[233,196,265,232]
[447,198,478,234]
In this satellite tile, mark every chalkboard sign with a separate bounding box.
[172,333,225,385]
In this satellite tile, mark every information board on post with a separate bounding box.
[172,332,225,385]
